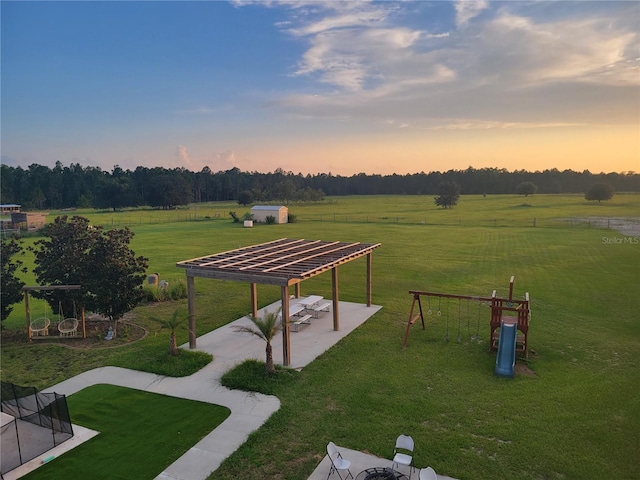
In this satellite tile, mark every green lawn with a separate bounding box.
[22,384,230,480]
[2,194,639,480]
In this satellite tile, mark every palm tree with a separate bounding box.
[233,308,282,374]
[151,308,186,356]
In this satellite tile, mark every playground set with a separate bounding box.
[403,276,531,378]
[23,285,87,340]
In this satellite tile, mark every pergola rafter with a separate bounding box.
[176,238,381,366]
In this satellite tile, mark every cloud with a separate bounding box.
[244,1,639,130]
[209,150,238,172]
[176,145,196,170]
[287,9,388,36]
[471,12,638,86]
[455,0,488,28]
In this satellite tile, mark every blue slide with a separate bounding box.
[494,322,517,378]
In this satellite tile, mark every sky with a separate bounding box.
[1,0,638,176]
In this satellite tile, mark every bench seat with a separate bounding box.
[290,314,312,332]
[312,302,332,318]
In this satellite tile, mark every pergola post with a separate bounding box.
[294,283,301,298]
[281,285,291,366]
[187,275,196,349]
[332,267,340,331]
[250,283,258,318]
[366,252,373,307]
[24,290,31,341]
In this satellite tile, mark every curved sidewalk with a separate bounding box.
[44,300,381,480]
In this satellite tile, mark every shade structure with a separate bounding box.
[176,238,381,365]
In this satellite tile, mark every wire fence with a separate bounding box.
[8,205,638,237]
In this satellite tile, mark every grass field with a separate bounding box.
[22,385,230,480]
[2,194,639,480]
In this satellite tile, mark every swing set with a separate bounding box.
[23,285,86,340]
[402,276,531,358]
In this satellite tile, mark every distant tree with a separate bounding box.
[95,177,138,211]
[233,308,282,374]
[237,190,254,206]
[515,181,538,197]
[147,174,192,209]
[1,238,26,323]
[585,183,614,203]
[434,181,461,209]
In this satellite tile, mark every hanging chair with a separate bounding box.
[58,318,79,336]
[30,317,50,337]
[57,300,79,337]
[30,301,51,337]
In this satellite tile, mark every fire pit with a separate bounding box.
[355,467,409,480]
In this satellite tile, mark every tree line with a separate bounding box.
[1,162,637,210]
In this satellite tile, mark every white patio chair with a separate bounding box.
[392,434,415,479]
[419,466,437,480]
[326,441,354,480]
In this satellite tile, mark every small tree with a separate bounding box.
[31,216,148,337]
[585,183,614,203]
[515,181,537,197]
[233,308,282,374]
[237,191,254,206]
[1,238,26,323]
[434,181,461,209]
[31,216,98,316]
[151,309,186,356]
[86,227,148,336]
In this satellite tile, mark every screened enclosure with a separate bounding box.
[1,381,73,476]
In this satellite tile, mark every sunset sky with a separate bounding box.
[1,1,638,175]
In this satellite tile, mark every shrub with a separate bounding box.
[169,279,187,300]
[143,279,187,302]
[287,213,297,223]
[229,211,240,223]
[143,284,162,302]
[265,215,276,224]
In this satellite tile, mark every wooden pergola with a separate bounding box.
[176,238,381,366]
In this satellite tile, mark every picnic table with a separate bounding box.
[279,304,306,318]
[296,295,323,308]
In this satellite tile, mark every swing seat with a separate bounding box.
[30,317,51,336]
[58,318,79,337]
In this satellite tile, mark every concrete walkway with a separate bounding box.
[28,299,382,480]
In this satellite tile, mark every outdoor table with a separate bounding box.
[296,295,323,308]
[279,304,305,318]
[355,467,409,480]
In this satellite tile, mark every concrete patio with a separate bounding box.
[308,445,457,480]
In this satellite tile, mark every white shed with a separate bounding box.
[251,205,288,224]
